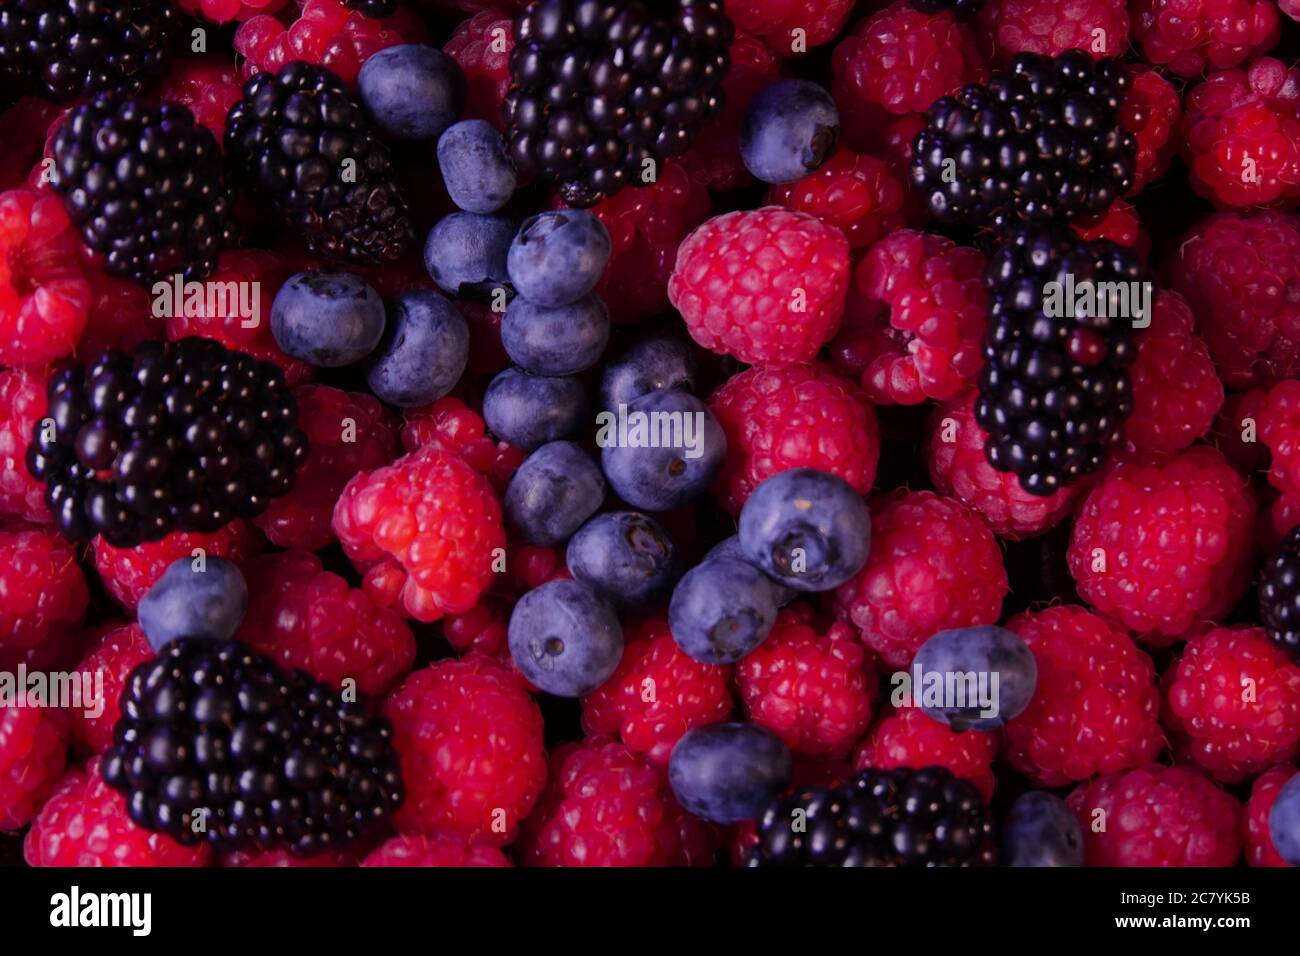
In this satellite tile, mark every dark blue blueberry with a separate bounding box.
[668,722,792,824]
[598,336,698,412]
[737,468,870,592]
[506,210,611,308]
[599,389,725,512]
[436,119,517,214]
[507,579,623,697]
[705,535,796,608]
[137,556,248,653]
[566,511,677,606]
[482,367,587,452]
[358,44,464,140]
[504,441,605,546]
[423,212,515,300]
[365,290,469,407]
[1270,773,1300,866]
[668,557,779,664]
[740,79,841,184]
[501,292,610,375]
[1002,792,1084,867]
[269,271,386,368]
[910,625,1037,732]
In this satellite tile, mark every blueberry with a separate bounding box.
[424,212,515,299]
[137,556,248,653]
[269,271,386,368]
[599,389,725,512]
[507,210,611,308]
[599,336,698,412]
[365,290,469,407]
[505,441,605,546]
[483,367,587,452]
[502,292,610,375]
[705,535,796,608]
[507,579,623,697]
[668,722,792,824]
[566,511,677,606]
[909,625,1037,732]
[358,44,464,140]
[740,79,841,184]
[669,557,779,664]
[1269,772,1300,866]
[1002,792,1084,867]
[436,119,517,214]
[738,468,870,592]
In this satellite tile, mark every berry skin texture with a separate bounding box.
[1163,626,1300,783]
[708,362,879,515]
[834,489,1008,670]
[0,368,47,524]
[69,623,153,756]
[362,833,511,867]
[1067,764,1242,866]
[1067,447,1256,642]
[668,207,850,367]
[158,54,245,143]
[769,148,910,252]
[1258,379,1300,497]
[1002,605,1163,787]
[384,657,547,845]
[853,706,998,802]
[0,694,69,830]
[1132,0,1281,77]
[0,525,88,671]
[978,0,1130,59]
[1244,765,1296,867]
[442,11,513,131]
[1120,66,1183,194]
[724,0,855,51]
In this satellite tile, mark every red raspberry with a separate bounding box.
[667,207,851,367]
[1067,447,1256,642]
[723,0,855,53]
[853,706,998,801]
[158,54,245,143]
[443,596,510,659]
[834,489,1008,670]
[0,525,88,672]
[400,396,523,494]
[443,11,514,131]
[1119,66,1183,194]
[1257,378,1300,496]
[1244,764,1297,866]
[1067,764,1242,866]
[978,0,1130,60]
[222,846,359,867]
[384,657,546,844]
[0,694,69,830]
[177,0,289,22]
[255,384,400,551]
[362,833,511,867]
[1002,605,1163,787]
[68,623,153,756]
[0,369,47,524]
[1071,199,1149,255]
[93,520,265,611]
[1132,0,1280,77]
[926,391,1080,540]
[1214,386,1270,473]
[0,98,62,192]
[24,757,213,867]
[1269,490,1300,546]
[768,148,911,251]
[708,362,880,515]
[1163,626,1300,783]
[79,272,161,357]
[737,607,877,757]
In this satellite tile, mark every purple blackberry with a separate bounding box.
[1261,526,1300,663]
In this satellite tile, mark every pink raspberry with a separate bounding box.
[400,396,523,495]
[0,369,47,524]
[443,11,514,131]
[853,706,998,802]
[177,0,289,22]
[1071,198,1149,255]
[768,148,911,251]
[1132,0,1281,77]
[362,833,511,867]
[1119,66,1183,194]
[0,693,69,831]
[1244,764,1297,866]
[979,0,1130,60]
[0,525,88,672]
[68,623,153,756]
[158,54,245,143]
[1213,386,1270,473]
[1257,378,1300,496]
[93,521,265,611]
[723,0,856,53]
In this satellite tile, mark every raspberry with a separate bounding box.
[24,757,213,867]
[0,368,46,524]
[736,606,876,758]
[834,490,1009,670]
[68,623,152,756]
[0,98,61,192]
[0,525,88,672]
[0,693,69,830]
[93,520,265,610]
[833,229,986,405]
[1002,605,1163,786]
[442,11,513,132]
[222,846,359,867]
[177,0,290,22]
[362,833,511,867]
[667,207,851,367]
[1119,66,1182,194]
[1066,764,1242,866]
[768,148,911,251]
[384,657,546,844]
[1071,198,1149,254]
[401,397,523,495]
[853,706,998,802]
[978,0,1130,60]
[708,362,880,515]
[1214,386,1270,473]
[79,271,162,357]
[723,0,855,53]
[1258,379,1300,496]
[443,597,510,660]
[1067,446,1256,641]
[1163,626,1300,782]
[1244,764,1297,866]
[1132,0,1281,77]
[255,384,401,551]
[157,54,245,143]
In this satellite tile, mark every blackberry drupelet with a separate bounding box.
[25,337,308,549]
[911,50,1136,231]
[103,639,403,855]
[748,766,995,867]
[225,61,415,265]
[504,0,732,208]
[345,0,399,15]
[51,94,235,287]
[0,0,177,103]
[976,226,1144,496]
[1260,527,1300,663]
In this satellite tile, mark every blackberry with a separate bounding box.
[345,0,399,15]
[225,61,415,265]
[104,639,403,855]
[0,0,177,103]
[51,93,235,287]
[976,226,1145,496]
[25,337,308,549]
[504,0,732,208]
[910,50,1136,231]
[748,767,995,867]
[1260,527,1300,663]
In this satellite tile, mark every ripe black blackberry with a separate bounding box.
[345,0,399,15]
[0,0,177,103]
[104,639,403,855]
[976,226,1145,496]
[51,94,235,287]
[25,337,308,549]
[1260,527,1300,663]
[748,767,995,867]
[504,0,732,208]
[225,61,415,266]
[911,50,1136,231]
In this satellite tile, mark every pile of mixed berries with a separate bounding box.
[5,0,1300,870]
